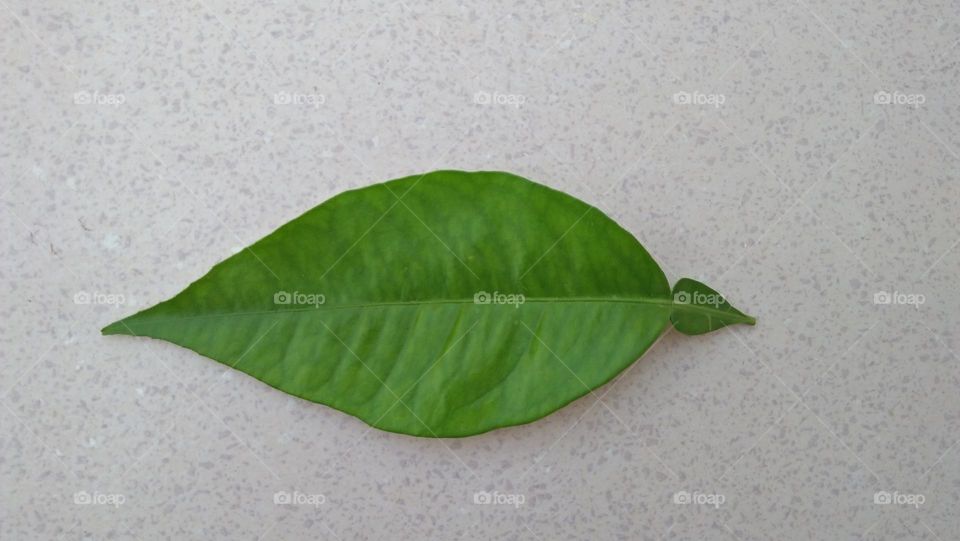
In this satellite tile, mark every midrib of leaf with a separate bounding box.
[670,303,756,324]
[111,296,751,326]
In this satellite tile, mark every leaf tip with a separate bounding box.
[101,320,129,336]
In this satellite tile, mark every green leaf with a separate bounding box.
[670,277,756,335]
[104,170,755,437]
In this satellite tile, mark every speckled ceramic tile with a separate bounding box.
[619,0,788,86]
[801,0,959,93]
[715,13,885,195]
[802,318,960,485]
[0,15,77,177]
[607,109,794,280]
[719,406,882,540]
[2,1,958,540]
[804,113,960,278]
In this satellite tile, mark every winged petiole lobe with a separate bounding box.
[669,277,756,335]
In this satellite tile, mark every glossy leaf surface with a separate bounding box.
[104,170,755,437]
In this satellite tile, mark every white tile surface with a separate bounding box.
[2,1,958,539]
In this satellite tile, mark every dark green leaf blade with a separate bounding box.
[670,277,756,335]
[104,171,677,437]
